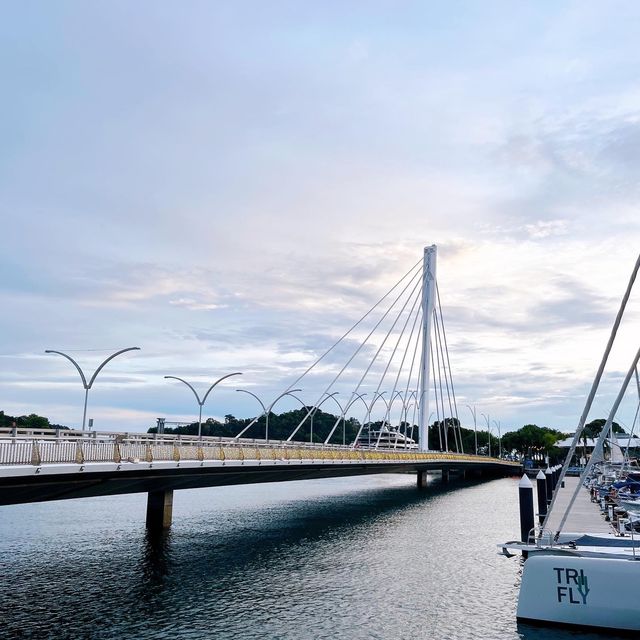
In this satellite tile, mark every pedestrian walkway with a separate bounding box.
[544,476,612,534]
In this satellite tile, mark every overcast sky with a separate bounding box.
[1,1,639,436]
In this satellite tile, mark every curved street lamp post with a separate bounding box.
[493,419,502,458]
[480,412,491,457]
[234,389,303,442]
[466,404,478,455]
[368,392,388,448]
[45,347,141,431]
[324,392,368,446]
[235,389,266,419]
[165,372,242,439]
[310,392,341,444]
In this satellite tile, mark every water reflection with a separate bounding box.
[140,531,173,596]
[0,475,625,640]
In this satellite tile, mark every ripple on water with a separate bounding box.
[0,476,626,640]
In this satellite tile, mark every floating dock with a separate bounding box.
[544,476,612,534]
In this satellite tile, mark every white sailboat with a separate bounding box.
[501,253,640,633]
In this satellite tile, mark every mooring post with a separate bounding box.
[551,465,558,494]
[536,470,547,525]
[544,466,553,504]
[417,470,428,489]
[519,474,534,555]
[146,490,174,530]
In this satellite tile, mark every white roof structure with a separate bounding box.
[556,435,640,448]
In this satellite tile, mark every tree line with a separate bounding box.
[1,407,621,460]
[0,410,68,430]
[145,408,593,457]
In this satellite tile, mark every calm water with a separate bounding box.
[0,474,625,640]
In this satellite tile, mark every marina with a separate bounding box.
[498,252,640,634]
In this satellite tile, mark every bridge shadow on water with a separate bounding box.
[137,478,479,604]
[4,474,551,640]
[139,474,464,593]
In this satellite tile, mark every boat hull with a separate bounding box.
[517,553,640,632]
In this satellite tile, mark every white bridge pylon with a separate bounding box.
[235,245,464,453]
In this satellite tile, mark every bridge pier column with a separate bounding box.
[441,468,449,483]
[146,490,173,530]
[417,470,428,489]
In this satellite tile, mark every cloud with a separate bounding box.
[2,2,640,433]
[524,220,568,239]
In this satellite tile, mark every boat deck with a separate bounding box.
[544,476,613,535]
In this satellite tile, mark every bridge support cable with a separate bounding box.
[371,287,424,448]
[396,309,423,444]
[286,264,424,442]
[432,323,450,451]
[281,257,423,396]
[235,259,423,440]
[435,282,463,453]
[401,334,420,439]
[409,365,422,445]
[430,342,445,450]
[286,260,422,391]
[289,269,422,444]
[347,280,424,447]
[377,295,423,448]
[434,308,459,452]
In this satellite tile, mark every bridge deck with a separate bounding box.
[0,433,520,506]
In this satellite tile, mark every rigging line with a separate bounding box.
[544,251,640,529]
[348,276,425,447]
[288,264,424,442]
[374,289,423,448]
[281,257,423,395]
[433,307,458,452]
[555,345,640,538]
[432,310,450,452]
[436,282,463,452]
[622,367,640,469]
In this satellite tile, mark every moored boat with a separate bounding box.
[353,425,418,450]
[500,252,640,634]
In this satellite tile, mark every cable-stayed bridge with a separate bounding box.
[0,246,521,528]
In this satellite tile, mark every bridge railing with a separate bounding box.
[0,430,521,468]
